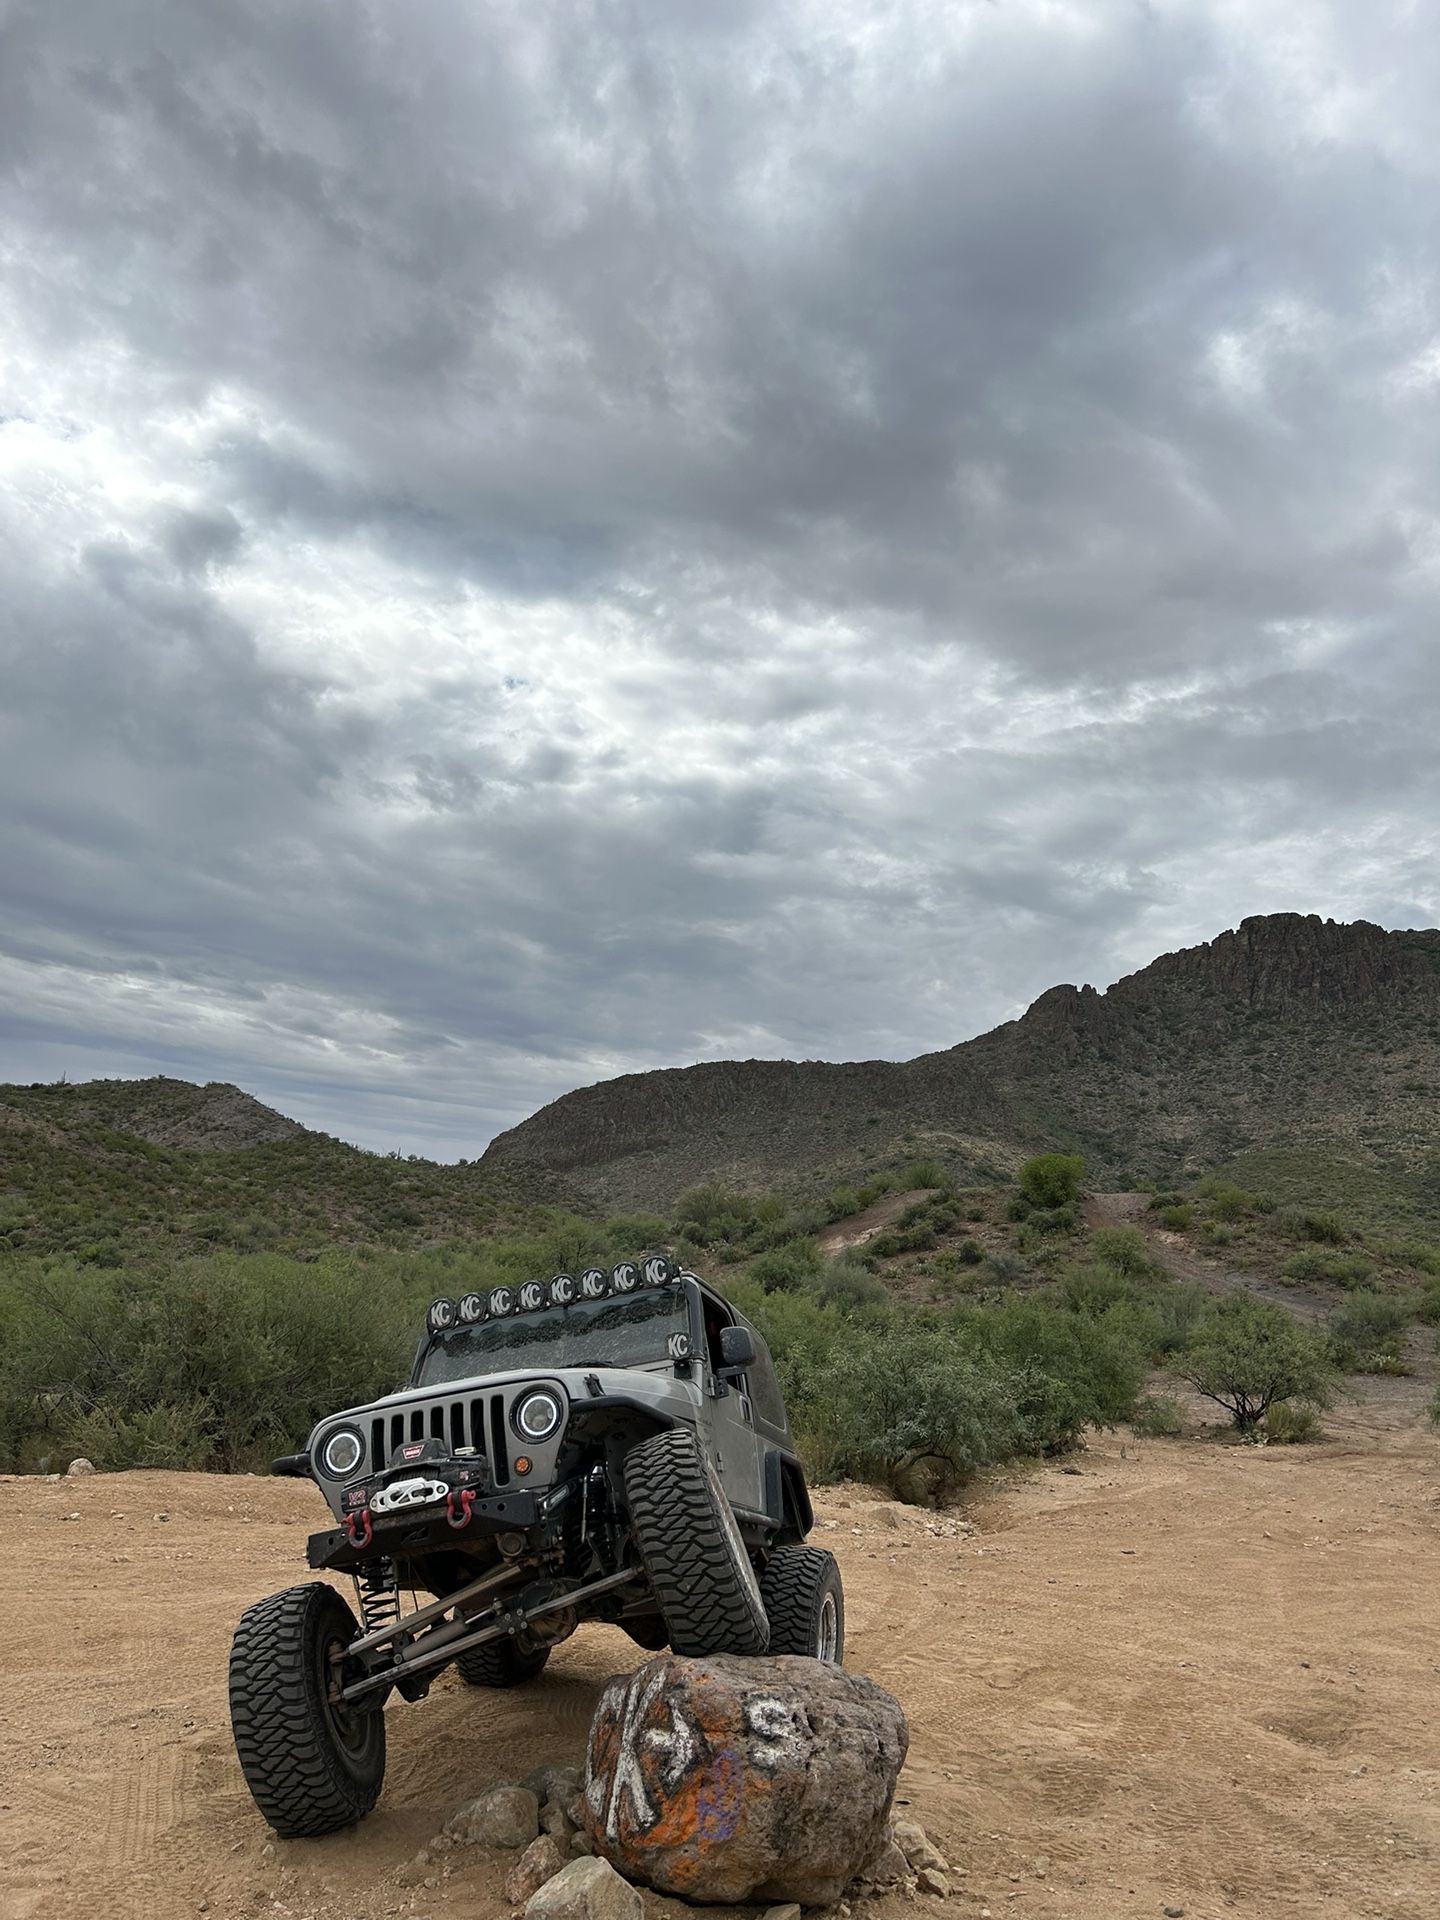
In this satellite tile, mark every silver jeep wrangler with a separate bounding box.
[228,1256,841,1836]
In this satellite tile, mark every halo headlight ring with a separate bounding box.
[320,1426,366,1480]
[511,1389,564,1443]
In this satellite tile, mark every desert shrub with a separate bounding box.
[1130,1393,1183,1437]
[1204,1185,1256,1222]
[1173,1294,1337,1432]
[979,1250,1029,1287]
[1384,1239,1440,1276]
[1018,1154,1085,1209]
[958,1238,984,1266]
[1412,1280,1440,1325]
[1263,1403,1322,1445]
[1284,1250,1375,1289]
[813,1253,888,1312]
[826,1186,862,1221]
[1027,1205,1077,1235]
[66,1398,216,1472]
[602,1211,668,1248]
[746,1238,823,1294]
[1327,1293,1409,1374]
[1089,1225,1154,1277]
[1146,1281,1208,1355]
[1006,1194,1032,1223]
[1158,1204,1194,1231]
[1201,1222,1233,1247]
[1276,1207,1347,1245]
[1057,1262,1136,1316]
[903,1159,948,1191]
[856,1175,896,1207]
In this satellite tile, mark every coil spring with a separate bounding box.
[356,1558,401,1633]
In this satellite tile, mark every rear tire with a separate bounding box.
[623,1427,769,1656]
[760,1546,845,1660]
[455,1638,551,1687]
[229,1583,385,1837]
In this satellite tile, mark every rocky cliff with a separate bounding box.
[481,915,1440,1208]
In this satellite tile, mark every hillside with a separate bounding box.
[0,1077,565,1262]
[481,914,1440,1216]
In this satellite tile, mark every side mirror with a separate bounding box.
[717,1324,756,1374]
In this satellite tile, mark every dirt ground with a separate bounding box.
[3,1379,1437,1920]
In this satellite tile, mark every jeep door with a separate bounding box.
[695,1288,766,1519]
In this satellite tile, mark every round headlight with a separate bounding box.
[512,1389,564,1442]
[518,1280,547,1312]
[488,1286,515,1317]
[550,1273,577,1307]
[457,1291,486,1324]
[426,1297,457,1335]
[579,1267,608,1299]
[611,1262,639,1293]
[321,1426,365,1479]
[641,1254,676,1287]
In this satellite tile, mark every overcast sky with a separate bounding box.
[2,0,1437,1157]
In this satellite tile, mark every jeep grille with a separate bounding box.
[368,1392,515,1484]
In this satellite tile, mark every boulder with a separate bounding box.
[444,1784,540,1849]
[583,1654,908,1905]
[525,1855,642,1920]
[66,1457,97,1477]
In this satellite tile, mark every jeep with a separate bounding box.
[228,1256,842,1837]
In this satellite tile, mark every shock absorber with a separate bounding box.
[355,1558,402,1633]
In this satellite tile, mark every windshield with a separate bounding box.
[416,1288,690,1386]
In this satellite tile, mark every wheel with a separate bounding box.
[455,1637,551,1687]
[760,1546,845,1660]
[229,1583,385,1837]
[623,1427,769,1656]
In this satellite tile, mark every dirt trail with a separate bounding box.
[5,1383,1438,1920]
[815,1188,934,1255]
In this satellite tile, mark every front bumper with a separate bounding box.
[307,1485,545,1572]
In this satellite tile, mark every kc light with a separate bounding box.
[320,1426,365,1479]
[488,1286,516,1317]
[518,1280,548,1312]
[511,1389,564,1442]
[611,1262,639,1293]
[457,1292,487,1324]
[426,1297,457,1335]
[579,1268,608,1300]
[641,1254,676,1287]
[550,1273,577,1307]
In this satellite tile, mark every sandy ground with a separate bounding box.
[3,1380,1437,1920]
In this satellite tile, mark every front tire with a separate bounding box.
[455,1638,551,1687]
[229,1583,385,1837]
[760,1546,845,1660]
[624,1427,769,1656]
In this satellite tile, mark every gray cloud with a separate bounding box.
[0,0,1436,1154]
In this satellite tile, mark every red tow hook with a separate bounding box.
[446,1489,476,1531]
[345,1508,374,1550]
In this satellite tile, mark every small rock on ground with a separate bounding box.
[444,1784,540,1849]
[917,1867,950,1898]
[894,1820,949,1875]
[506,1835,568,1904]
[66,1458,97,1477]
[764,1905,803,1920]
[525,1855,642,1920]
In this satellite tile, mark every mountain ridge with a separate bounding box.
[480,914,1440,1206]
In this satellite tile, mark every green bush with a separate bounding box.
[1130,1393,1183,1437]
[1089,1225,1153,1277]
[1158,1204,1193,1231]
[67,1398,216,1471]
[902,1159,948,1191]
[1202,1222,1234,1247]
[1284,1250,1375,1288]
[1204,1185,1256,1223]
[1018,1154,1085,1209]
[1264,1402,1323,1444]
[1173,1293,1337,1432]
[1385,1240,1440,1276]
[1276,1207,1347,1245]
[826,1186,862,1221]
[746,1239,824,1294]
[1412,1280,1440,1325]
[1327,1292,1409,1374]
[958,1238,984,1266]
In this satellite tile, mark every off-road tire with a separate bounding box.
[623,1427,769,1656]
[229,1583,385,1837]
[760,1545,845,1660]
[455,1638,551,1687]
